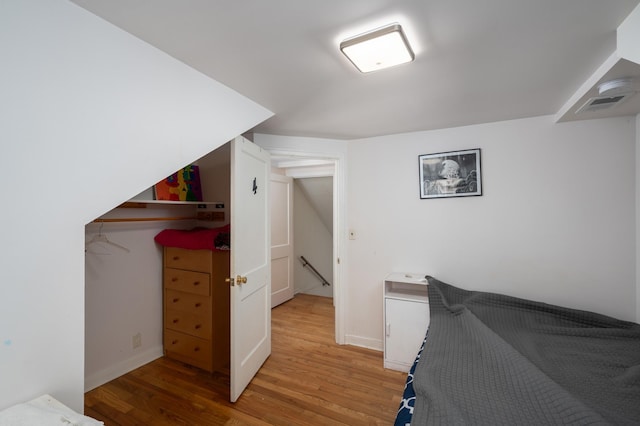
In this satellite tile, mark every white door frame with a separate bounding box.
[261,148,346,345]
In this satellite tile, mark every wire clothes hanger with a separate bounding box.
[85,222,130,254]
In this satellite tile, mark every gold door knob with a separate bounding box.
[226,276,247,286]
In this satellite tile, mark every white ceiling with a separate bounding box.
[71,0,640,140]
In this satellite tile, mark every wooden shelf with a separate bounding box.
[90,200,227,223]
[120,200,224,208]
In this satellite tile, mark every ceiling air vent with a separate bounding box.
[575,77,636,114]
[575,94,632,113]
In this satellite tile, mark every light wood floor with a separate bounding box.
[85,294,408,425]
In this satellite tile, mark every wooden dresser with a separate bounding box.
[163,247,230,372]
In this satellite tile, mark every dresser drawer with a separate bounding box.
[164,329,212,370]
[164,268,210,296]
[165,308,211,339]
[165,289,211,315]
[165,247,212,273]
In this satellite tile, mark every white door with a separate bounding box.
[230,136,271,402]
[270,174,294,308]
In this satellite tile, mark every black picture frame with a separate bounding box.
[419,149,482,199]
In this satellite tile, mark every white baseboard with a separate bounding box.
[345,334,383,351]
[384,359,411,373]
[84,345,164,392]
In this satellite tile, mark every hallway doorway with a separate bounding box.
[268,152,344,344]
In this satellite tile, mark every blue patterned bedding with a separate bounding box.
[394,331,428,426]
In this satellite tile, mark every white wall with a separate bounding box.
[636,113,640,323]
[0,0,270,412]
[347,115,636,349]
[294,180,333,297]
[618,3,640,65]
[84,206,196,392]
[198,143,232,225]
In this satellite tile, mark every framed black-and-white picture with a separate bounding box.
[419,149,482,199]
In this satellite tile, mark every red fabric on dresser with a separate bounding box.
[154,224,230,251]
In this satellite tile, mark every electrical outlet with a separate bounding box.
[132,333,142,349]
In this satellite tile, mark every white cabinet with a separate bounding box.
[383,273,430,372]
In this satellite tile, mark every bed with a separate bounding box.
[395,276,640,425]
[0,394,103,426]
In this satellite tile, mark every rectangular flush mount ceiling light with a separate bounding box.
[340,23,414,73]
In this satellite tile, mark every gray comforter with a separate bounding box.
[411,277,640,425]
